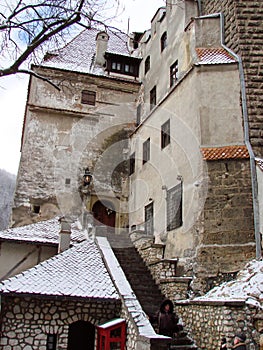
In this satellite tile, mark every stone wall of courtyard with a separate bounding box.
[175,300,262,350]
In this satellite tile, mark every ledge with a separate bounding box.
[148,258,178,267]
[175,299,245,307]
[160,277,192,284]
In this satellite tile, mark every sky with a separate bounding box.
[0,0,165,175]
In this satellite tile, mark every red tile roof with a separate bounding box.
[196,47,236,65]
[201,145,249,161]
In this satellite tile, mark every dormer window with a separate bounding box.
[105,53,140,77]
[161,32,167,52]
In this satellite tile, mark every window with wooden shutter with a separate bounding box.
[81,90,96,105]
[167,183,183,231]
[145,202,154,235]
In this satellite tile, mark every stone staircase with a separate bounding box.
[96,228,197,349]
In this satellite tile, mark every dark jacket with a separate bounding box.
[232,343,246,350]
[154,299,181,337]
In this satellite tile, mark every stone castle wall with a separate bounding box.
[0,296,121,349]
[202,0,263,156]
[175,300,261,350]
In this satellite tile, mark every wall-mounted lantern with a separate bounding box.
[83,167,93,186]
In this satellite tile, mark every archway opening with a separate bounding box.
[92,200,116,229]
[67,320,95,350]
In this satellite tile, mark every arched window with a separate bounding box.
[161,32,167,52]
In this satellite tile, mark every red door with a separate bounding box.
[92,200,116,228]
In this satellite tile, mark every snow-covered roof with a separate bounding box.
[196,47,237,65]
[194,260,263,309]
[0,217,86,245]
[42,27,134,75]
[0,240,119,301]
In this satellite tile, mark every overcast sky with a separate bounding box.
[0,0,165,175]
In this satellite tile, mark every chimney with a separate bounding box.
[95,31,109,66]
[58,216,71,253]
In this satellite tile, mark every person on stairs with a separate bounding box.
[232,333,247,350]
[151,299,182,337]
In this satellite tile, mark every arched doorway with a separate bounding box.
[92,200,116,228]
[67,320,95,350]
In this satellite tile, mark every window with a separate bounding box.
[136,104,141,126]
[145,202,154,235]
[161,32,167,52]
[65,178,71,185]
[161,119,170,149]
[167,183,183,231]
[170,60,178,87]
[46,334,57,350]
[129,153,135,175]
[81,90,96,105]
[32,205,40,214]
[145,56,150,74]
[111,61,134,74]
[150,86,156,110]
[143,138,150,164]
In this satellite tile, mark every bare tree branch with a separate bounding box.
[0,0,121,80]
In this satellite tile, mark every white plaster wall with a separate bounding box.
[129,63,244,258]
[0,242,56,280]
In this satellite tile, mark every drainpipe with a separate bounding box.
[197,12,261,259]
[197,0,202,16]
[219,12,261,260]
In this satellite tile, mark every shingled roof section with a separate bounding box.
[201,145,250,161]
[0,240,119,301]
[196,48,236,65]
[42,28,132,75]
[0,217,86,245]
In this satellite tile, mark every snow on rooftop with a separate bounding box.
[42,27,133,75]
[195,260,263,309]
[0,240,119,300]
[0,217,87,245]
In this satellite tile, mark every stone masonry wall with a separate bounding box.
[202,0,263,156]
[193,159,256,293]
[175,300,261,350]
[0,296,121,349]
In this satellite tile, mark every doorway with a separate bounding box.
[92,200,116,228]
[67,320,95,350]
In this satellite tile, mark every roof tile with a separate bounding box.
[201,145,249,161]
[196,47,236,65]
[0,240,119,300]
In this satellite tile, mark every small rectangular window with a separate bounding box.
[145,202,153,235]
[167,183,183,231]
[150,86,156,110]
[143,138,150,164]
[145,56,150,74]
[161,32,167,52]
[170,60,178,87]
[136,104,141,126]
[129,152,135,175]
[46,334,57,350]
[161,119,170,149]
[81,90,96,105]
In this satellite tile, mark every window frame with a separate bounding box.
[161,31,167,52]
[145,56,150,74]
[129,152,135,175]
[81,90,96,105]
[170,60,178,87]
[46,334,57,350]
[161,119,171,149]
[150,86,156,110]
[145,202,154,235]
[143,138,150,164]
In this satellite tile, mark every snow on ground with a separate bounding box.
[195,259,263,309]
